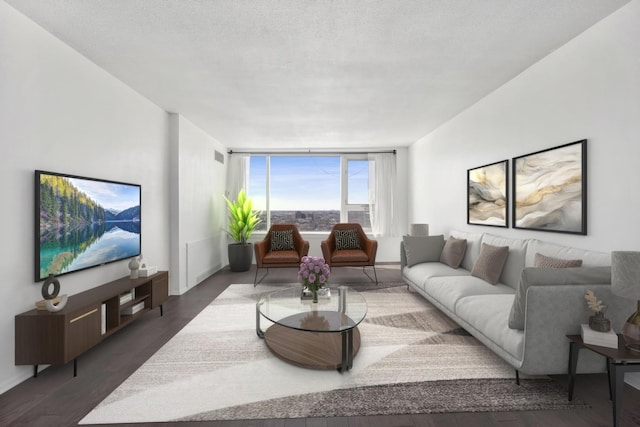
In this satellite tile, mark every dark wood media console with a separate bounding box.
[15,271,168,377]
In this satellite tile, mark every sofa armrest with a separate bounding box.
[519,283,635,375]
[400,241,408,270]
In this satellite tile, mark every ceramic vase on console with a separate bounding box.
[129,257,140,279]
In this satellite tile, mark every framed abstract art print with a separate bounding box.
[512,140,587,235]
[467,160,508,227]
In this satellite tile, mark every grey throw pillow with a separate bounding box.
[439,237,467,268]
[403,235,445,267]
[335,229,360,250]
[471,243,509,285]
[534,253,583,268]
[508,266,612,330]
[270,230,294,251]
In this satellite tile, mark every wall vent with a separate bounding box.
[215,150,224,164]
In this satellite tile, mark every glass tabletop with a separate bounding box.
[257,285,368,333]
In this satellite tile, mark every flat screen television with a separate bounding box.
[35,170,141,282]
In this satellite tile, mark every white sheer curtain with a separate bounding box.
[368,153,397,237]
[225,153,249,199]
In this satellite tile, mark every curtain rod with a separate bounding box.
[227,149,396,155]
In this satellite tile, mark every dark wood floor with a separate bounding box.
[2,264,640,427]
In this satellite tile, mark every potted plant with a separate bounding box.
[224,189,261,272]
[584,290,611,332]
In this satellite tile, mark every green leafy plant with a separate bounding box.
[223,189,261,244]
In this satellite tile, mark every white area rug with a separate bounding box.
[80,283,586,424]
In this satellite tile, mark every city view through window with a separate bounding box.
[248,156,372,232]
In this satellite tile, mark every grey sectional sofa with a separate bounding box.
[401,229,635,375]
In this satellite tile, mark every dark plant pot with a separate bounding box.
[589,313,611,332]
[228,243,253,272]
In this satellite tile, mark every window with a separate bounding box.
[344,158,372,229]
[247,155,373,232]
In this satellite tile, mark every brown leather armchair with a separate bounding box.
[321,223,378,284]
[254,224,310,286]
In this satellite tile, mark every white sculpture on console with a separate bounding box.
[128,256,140,279]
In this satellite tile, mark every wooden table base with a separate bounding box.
[265,324,361,370]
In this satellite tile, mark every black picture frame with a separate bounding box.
[467,160,509,228]
[35,170,142,282]
[512,139,587,235]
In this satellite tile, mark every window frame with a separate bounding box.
[248,154,373,232]
[341,155,372,231]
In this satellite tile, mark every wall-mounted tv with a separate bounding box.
[35,170,141,282]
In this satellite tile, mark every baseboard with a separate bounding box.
[0,365,47,395]
[626,372,640,390]
[195,264,221,285]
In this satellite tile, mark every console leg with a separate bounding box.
[73,359,77,377]
[568,341,579,401]
[515,369,520,385]
[607,358,613,400]
[613,364,624,427]
[160,304,163,317]
[33,365,38,378]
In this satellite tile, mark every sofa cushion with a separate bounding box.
[402,262,471,291]
[507,266,612,330]
[455,294,524,360]
[525,239,610,268]
[423,275,515,314]
[402,262,471,290]
[403,235,445,267]
[534,253,582,268]
[270,229,294,251]
[449,229,483,271]
[335,229,360,250]
[439,237,467,268]
[471,243,509,285]
[481,234,528,289]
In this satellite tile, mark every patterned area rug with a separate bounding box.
[80,283,587,424]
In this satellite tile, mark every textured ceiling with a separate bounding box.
[5,0,631,150]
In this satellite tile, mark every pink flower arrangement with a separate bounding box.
[298,256,330,291]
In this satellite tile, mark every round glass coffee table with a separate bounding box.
[256,286,367,372]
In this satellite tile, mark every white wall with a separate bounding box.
[0,3,171,393]
[170,114,228,294]
[408,0,640,387]
[409,0,640,252]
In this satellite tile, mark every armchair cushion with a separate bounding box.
[332,249,369,263]
[270,229,294,251]
[263,250,302,264]
[335,229,361,250]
